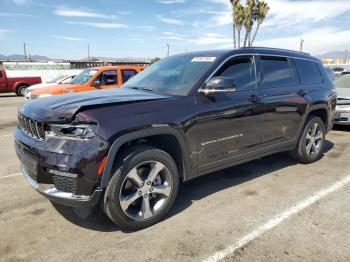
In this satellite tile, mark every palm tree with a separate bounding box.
[243,0,254,47]
[250,1,270,46]
[234,4,244,48]
[230,0,240,48]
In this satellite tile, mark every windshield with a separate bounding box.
[47,75,68,84]
[335,75,350,89]
[123,55,217,96]
[70,69,98,85]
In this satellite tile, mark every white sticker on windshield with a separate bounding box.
[191,57,216,62]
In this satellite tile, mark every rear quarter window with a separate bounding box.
[295,59,323,84]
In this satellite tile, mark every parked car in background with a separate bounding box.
[0,69,41,96]
[332,67,345,76]
[15,48,336,230]
[324,66,335,81]
[30,65,144,99]
[25,74,77,100]
[334,74,350,125]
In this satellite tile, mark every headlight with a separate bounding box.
[47,123,96,139]
[39,94,53,98]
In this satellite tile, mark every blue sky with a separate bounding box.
[1,0,350,59]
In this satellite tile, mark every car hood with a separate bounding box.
[27,82,56,91]
[19,88,172,122]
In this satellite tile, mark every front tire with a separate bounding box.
[290,116,325,164]
[104,145,179,230]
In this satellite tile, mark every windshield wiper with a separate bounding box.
[128,87,154,92]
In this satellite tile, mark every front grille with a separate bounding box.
[18,114,45,141]
[53,175,78,194]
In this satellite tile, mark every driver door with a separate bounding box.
[194,55,265,168]
[91,70,119,89]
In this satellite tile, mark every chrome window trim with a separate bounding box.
[197,52,320,93]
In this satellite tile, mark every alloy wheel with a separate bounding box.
[119,161,172,221]
[305,122,323,156]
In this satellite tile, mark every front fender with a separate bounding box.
[100,127,191,187]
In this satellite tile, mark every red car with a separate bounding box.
[0,69,42,96]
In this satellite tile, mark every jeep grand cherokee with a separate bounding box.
[15,47,337,230]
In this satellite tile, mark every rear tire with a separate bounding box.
[104,145,179,230]
[16,85,28,96]
[290,116,325,164]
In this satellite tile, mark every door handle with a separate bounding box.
[297,90,307,97]
[248,95,262,103]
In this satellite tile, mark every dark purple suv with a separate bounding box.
[15,47,337,230]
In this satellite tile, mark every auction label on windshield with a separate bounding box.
[191,57,216,62]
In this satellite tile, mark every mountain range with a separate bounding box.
[1,50,348,62]
[0,54,150,62]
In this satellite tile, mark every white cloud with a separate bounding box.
[53,35,84,41]
[253,27,350,55]
[157,15,184,26]
[65,21,128,29]
[263,0,350,29]
[54,7,118,19]
[205,0,350,29]
[137,25,156,32]
[190,32,231,45]
[157,0,185,4]
[0,12,32,17]
[12,0,30,6]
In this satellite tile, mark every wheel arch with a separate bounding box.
[297,104,330,141]
[14,82,29,93]
[101,127,190,188]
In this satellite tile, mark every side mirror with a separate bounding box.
[92,80,100,87]
[199,77,237,94]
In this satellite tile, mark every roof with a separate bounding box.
[175,47,319,62]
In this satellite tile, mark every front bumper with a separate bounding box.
[15,127,110,207]
[335,105,350,125]
[22,166,103,207]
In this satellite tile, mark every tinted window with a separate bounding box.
[95,70,118,86]
[121,69,137,83]
[215,56,256,91]
[261,56,294,88]
[295,59,323,84]
[0,71,2,78]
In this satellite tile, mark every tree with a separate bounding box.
[150,57,160,64]
[250,1,270,46]
[230,0,240,48]
[229,0,270,48]
[234,3,244,48]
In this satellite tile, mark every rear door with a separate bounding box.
[121,69,138,85]
[257,55,308,145]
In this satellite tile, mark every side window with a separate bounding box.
[215,56,256,91]
[260,56,294,88]
[95,70,118,86]
[121,69,137,83]
[295,59,323,84]
[0,71,3,78]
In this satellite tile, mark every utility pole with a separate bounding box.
[23,42,27,61]
[300,39,304,52]
[87,43,90,61]
[166,44,170,57]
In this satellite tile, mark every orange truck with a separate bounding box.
[29,65,144,99]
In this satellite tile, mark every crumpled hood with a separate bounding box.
[19,88,171,122]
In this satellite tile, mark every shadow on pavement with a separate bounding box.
[52,141,334,233]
